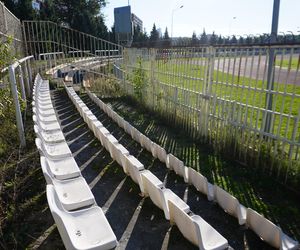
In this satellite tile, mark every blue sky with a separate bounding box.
[102,0,300,37]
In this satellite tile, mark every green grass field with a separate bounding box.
[275,57,300,70]
[128,58,300,141]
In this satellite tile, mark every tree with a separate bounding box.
[230,35,237,44]
[217,35,224,45]
[51,0,107,37]
[4,0,109,39]
[133,25,143,43]
[199,29,208,45]
[4,0,38,20]
[210,32,217,45]
[162,27,171,47]
[132,25,149,47]
[150,23,159,42]
[191,31,198,46]
[163,27,170,40]
[40,0,57,21]
[238,36,244,44]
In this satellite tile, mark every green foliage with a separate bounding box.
[132,58,148,101]
[51,0,108,37]
[163,27,170,40]
[0,37,20,159]
[150,23,159,41]
[4,0,109,39]
[0,36,14,69]
[199,29,208,44]
[3,0,38,20]
[133,25,148,44]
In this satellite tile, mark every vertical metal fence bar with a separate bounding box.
[23,61,31,97]
[18,65,26,101]
[9,65,26,146]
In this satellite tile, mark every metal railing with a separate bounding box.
[0,2,34,147]
[21,21,122,91]
[115,46,300,190]
[1,56,35,146]
[22,21,122,61]
[2,15,299,189]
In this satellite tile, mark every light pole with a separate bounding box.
[228,16,237,36]
[171,5,184,39]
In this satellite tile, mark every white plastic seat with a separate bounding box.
[95,127,110,146]
[119,118,127,132]
[188,168,214,201]
[167,154,188,183]
[131,127,142,144]
[33,106,57,123]
[110,110,118,123]
[36,107,56,117]
[33,115,61,132]
[40,153,81,181]
[79,106,90,117]
[104,135,118,156]
[152,143,167,163]
[47,185,117,250]
[116,116,125,129]
[83,110,94,122]
[97,99,105,110]
[140,170,164,194]
[35,98,53,106]
[140,134,153,153]
[168,199,228,250]
[36,103,54,111]
[41,157,95,211]
[105,105,112,117]
[34,125,65,143]
[124,155,145,192]
[36,113,57,124]
[86,114,98,129]
[141,171,189,220]
[37,95,51,102]
[124,121,133,135]
[37,93,51,99]
[38,91,51,97]
[35,138,72,160]
[112,143,130,166]
[246,208,299,250]
[214,186,247,225]
[91,120,103,135]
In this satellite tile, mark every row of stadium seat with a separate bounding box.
[32,74,117,250]
[86,89,299,250]
[66,86,228,250]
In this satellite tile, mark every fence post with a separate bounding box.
[27,59,33,87]
[18,65,27,102]
[24,61,31,97]
[264,0,280,134]
[202,46,214,139]
[150,48,155,109]
[8,65,26,147]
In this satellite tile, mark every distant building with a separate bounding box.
[131,13,143,31]
[114,5,143,46]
